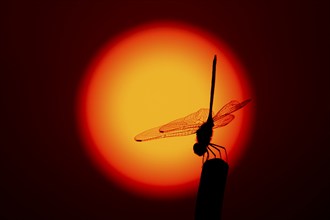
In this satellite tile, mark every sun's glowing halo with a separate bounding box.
[77,21,254,198]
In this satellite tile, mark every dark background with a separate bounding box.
[1,1,329,219]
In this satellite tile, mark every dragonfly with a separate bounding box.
[134,55,251,163]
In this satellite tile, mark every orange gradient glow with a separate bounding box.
[77,21,254,198]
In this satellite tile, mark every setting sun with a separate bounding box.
[77,21,254,198]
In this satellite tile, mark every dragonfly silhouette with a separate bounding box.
[134,55,251,162]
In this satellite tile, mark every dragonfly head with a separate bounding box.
[193,143,207,156]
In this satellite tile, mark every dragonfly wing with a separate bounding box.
[159,108,210,133]
[213,99,251,121]
[213,114,235,129]
[134,126,198,142]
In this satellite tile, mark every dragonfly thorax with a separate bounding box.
[193,121,213,157]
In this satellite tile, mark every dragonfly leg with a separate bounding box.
[207,146,216,159]
[210,143,227,162]
[206,150,210,161]
[209,144,221,159]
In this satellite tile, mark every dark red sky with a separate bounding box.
[1,1,329,219]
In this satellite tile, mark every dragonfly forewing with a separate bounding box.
[213,114,235,129]
[134,126,198,142]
